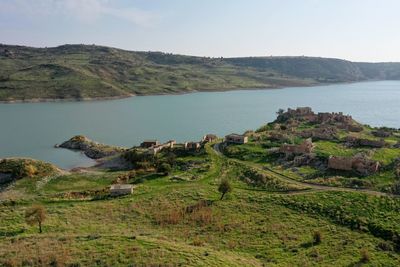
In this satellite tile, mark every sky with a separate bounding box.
[1,0,400,62]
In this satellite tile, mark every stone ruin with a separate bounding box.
[299,125,338,141]
[279,138,315,155]
[328,155,380,176]
[276,107,315,122]
[372,129,391,138]
[344,136,386,148]
[268,132,291,143]
[315,112,353,125]
[276,107,354,125]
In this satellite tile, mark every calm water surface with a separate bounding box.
[1,81,400,169]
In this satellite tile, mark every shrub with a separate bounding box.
[313,231,322,245]
[377,241,394,251]
[390,181,400,195]
[360,248,370,263]
[22,164,38,177]
[157,163,172,176]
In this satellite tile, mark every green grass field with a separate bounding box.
[1,143,400,266]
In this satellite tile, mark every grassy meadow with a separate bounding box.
[1,144,400,266]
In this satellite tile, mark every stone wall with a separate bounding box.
[328,156,353,171]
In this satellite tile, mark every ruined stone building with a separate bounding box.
[141,140,160,148]
[202,134,218,143]
[327,156,353,171]
[328,155,380,175]
[184,142,201,150]
[110,184,134,196]
[279,139,314,155]
[225,134,248,144]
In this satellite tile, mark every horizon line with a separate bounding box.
[1,42,399,64]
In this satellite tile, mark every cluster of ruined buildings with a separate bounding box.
[275,138,381,176]
[139,134,219,155]
[269,107,398,176]
[277,107,364,134]
[139,133,249,155]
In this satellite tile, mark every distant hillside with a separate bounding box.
[1,44,399,102]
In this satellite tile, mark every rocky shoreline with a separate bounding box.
[56,136,126,160]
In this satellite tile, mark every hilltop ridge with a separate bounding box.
[1,44,400,102]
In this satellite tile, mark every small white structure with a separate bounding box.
[110,184,134,196]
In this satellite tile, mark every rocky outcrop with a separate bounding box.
[58,135,125,159]
[0,158,60,183]
[293,153,317,167]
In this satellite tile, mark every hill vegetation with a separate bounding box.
[1,44,400,102]
[1,108,400,265]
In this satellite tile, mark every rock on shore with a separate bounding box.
[58,135,126,159]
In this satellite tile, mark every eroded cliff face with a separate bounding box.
[58,135,125,159]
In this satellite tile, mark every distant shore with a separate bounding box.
[0,84,312,104]
[0,94,135,104]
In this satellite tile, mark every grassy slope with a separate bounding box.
[2,44,400,101]
[1,145,400,266]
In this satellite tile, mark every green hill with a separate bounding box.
[1,44,400,102]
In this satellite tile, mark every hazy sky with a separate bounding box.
[1,0,399,62]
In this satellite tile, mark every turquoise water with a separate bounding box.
[1,81,400,169]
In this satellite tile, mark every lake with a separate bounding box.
[1,80,400,169]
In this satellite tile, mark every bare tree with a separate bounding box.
[25,205,46,233]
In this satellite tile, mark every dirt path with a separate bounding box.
[213,142,398,198]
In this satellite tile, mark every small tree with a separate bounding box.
[25,205,46,233]
[218,179,232,200]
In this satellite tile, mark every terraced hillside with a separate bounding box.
[2,44,400,102]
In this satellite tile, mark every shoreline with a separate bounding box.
[0,94,135,104]
[0,79,384,104]
[0,83,318,104]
